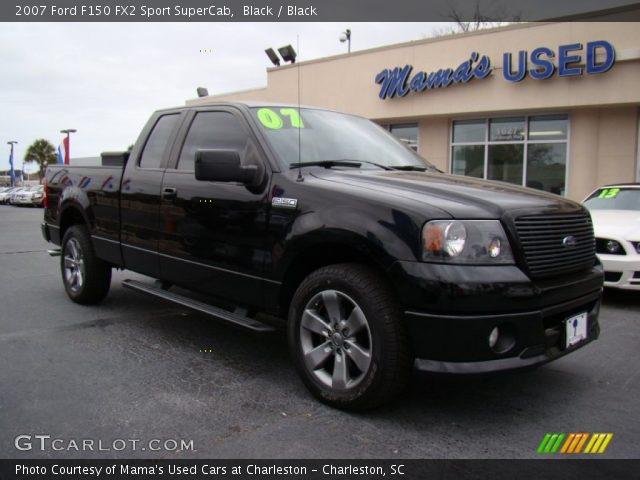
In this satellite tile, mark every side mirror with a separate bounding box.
[194,150,259,185]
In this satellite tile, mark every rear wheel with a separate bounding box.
[61,225,112,304]
[288,263,412,410]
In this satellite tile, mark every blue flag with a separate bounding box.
[57,145,64,165]
[9,150,14,187]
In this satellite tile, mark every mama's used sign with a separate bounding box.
[375,41,615,100]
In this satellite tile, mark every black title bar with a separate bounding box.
[3,0,640,22]
[1,460,639,480]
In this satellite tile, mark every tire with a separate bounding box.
[288,263,412,410]
[61,225,112,304]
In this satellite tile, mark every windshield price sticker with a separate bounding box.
[257,108,305,129]
[598,188,620,199]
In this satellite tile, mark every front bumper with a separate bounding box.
[599,253,640,290]
[388,261,603,372]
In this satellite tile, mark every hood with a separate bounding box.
[312,169,581,219]
[589,209,640,240]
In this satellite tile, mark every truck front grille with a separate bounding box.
[514,213,596,279]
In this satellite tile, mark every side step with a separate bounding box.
[122,279,276,333]
[47,248,62,257]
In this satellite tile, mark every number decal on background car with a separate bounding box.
[598,188,620,199]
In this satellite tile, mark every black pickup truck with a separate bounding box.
[42,102,603,410]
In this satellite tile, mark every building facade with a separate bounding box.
[189,22,640,202]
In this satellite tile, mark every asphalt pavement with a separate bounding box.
[0,205,639,459]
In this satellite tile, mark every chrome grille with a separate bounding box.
[514,213,596,279]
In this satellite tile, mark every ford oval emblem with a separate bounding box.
[563,236,578,248]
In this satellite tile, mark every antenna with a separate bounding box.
[296,35,303,182]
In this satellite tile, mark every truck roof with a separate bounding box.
[160,100,338,114]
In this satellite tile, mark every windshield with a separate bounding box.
[251,107,435,170]
[583,187,640,211]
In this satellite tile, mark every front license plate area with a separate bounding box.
[565,312,588,348]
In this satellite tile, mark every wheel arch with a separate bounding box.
[276,232,400,318]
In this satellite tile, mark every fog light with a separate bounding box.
[606,240,621,254]
[489,327,499,349]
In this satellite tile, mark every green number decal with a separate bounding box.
[279,108,304,128]
[257,108,283,129]
[598,188,620,199]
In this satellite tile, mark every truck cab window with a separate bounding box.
[139,114,179,169]
[178,111,249,171]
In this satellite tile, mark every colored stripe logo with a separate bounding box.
[537,433,613,454]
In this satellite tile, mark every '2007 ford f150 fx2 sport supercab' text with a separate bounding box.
[42,102,603,410]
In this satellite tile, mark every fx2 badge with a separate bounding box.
[272,197,298,209]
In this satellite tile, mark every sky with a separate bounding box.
[0,22,453,172]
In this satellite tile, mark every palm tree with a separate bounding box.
[24,139,57,180]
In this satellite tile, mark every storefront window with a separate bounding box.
[451,115,568,195]
[488,144,524,184]
[526,143,567,195]
[490,117,525,141]
[453,119,484,143]
[388,124,418,151]
[452,145,484,178]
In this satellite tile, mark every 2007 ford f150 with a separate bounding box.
[42,102,603,410]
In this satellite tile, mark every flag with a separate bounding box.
[62,136,70,165]
[9,148,14,187]
[57,145,64,165]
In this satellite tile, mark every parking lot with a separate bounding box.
[0,205,639,459]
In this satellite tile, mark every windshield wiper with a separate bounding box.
[290,160,392,170]
[389,165,428,171]
[290,160,361,169]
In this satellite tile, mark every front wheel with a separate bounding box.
[61,225,112,304]
[288,263,412,410]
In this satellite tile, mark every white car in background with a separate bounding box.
[583,184,640,290]
[0,187,19,204]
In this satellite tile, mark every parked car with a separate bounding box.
[8,187,28,205]
[11,187,36,206]
[0,187,19,204]
[42,102,603,410]
[583,183,640,290]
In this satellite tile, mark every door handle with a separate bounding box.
[162,187,177,201]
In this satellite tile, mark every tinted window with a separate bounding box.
[178,112,249,170]
[139,114,179,169]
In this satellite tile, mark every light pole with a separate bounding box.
[7,141,17,187]
[60,128,77,164]
[339,29,351,53]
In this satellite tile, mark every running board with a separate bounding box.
[122,279,276,333]
[47,248,62,257]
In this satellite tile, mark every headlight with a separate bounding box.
[422,220,514,264]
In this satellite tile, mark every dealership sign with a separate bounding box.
[375,41,615,100]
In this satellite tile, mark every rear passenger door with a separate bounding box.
[158,108,271,307]
[120,111,183,278]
